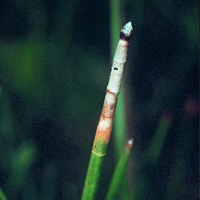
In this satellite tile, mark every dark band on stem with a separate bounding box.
[120,32,130,41]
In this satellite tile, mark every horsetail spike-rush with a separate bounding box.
[81,22,133,200]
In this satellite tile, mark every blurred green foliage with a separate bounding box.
[0,0,198,200]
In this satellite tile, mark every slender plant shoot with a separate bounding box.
[0,187,8,200]
[81,22,133,200]
[106,137,134,200]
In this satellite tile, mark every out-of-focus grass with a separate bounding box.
[106,137,134,200]
[0,187,8,200]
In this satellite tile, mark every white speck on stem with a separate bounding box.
[128,138,133,145]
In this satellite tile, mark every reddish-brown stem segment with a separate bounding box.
[93,90,118,145]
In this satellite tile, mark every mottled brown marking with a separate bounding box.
[93,90,118,145]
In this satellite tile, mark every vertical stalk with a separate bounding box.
[136,113,172,200]
[110,0,126,159]
[110,2,133,200]
[81,22,133,200]
[106,137,134,200]
[147,112,173,164]
[110,0,121,57]
[0,187,8,200]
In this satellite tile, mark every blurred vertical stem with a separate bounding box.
[110,0,126,158]
[106,137,134,200]
[135,113,172,200]
[147,112,173,164]
[166,116,194,199]
[110,1,132,200]
[0,187,8,200]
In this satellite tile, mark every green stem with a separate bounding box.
[0,187,8,200]
[135,113,172,200]
[106,137,134,200]
[147,112,173,164]
[110,2,132,200]
[110,0,124,157]
[114,87,126,157]
[110,0,121,57]
[81,138,107,200]
[81,22,133,200]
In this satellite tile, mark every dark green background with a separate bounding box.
[0,0,198,199]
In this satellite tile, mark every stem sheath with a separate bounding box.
[81,22,133,200]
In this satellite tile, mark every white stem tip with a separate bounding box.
[121,21,133,37]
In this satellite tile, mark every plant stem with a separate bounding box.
[0,187,8,200]
[147,112,173,164]
[110,2,133,200]
[110,0,126,160]
[135,112,173,200]
[81,22,133,200]
[106,137,134,200]
[110,0,121,57]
